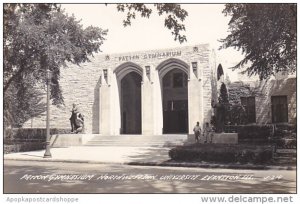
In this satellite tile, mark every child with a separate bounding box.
[203,122,213,143]
[193,122,201,143]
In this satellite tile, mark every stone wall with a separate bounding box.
[255,78,296,124]
[227,77,296,124]
[23,44,217,134]
[23,57,103,133]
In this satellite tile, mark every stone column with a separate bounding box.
[110,72,121,135]
[153,68,163,135]
[141,65,154,135]
[188,61,203,134]
[99,70,111,135]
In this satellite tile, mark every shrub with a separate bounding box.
[224,125,273,144]
[4,128,70,153]
[276,138,297,149]
[224,124,297,147]
[4,128,70,142]
[273,124,296,149]
[237,125,272,140]
[4,142,45,154]
[227,104,247,125]
[273,124,296,138]
[169,144,273,164]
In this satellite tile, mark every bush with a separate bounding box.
[276,138,297,149]
[273,124,296,138]
[169,144,273,164]
[237,125,272,140]
[273,124,296,149]
[4,128,70,142]
[224,124,296,148]
[4,142,45,154]
[4,128,70,154]
[225,125,273,144]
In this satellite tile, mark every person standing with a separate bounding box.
[69,103,78,133]
[203,122,213,143]
[193,122,201,143]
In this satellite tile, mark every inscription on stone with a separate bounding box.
[118,51,182,62]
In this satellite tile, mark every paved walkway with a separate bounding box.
[4,146,171,164]
[4,146,296,170]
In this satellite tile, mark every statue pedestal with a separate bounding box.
[50,134,94,147]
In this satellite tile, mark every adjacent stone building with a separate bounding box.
[23,44,219,135]
[227,76,296,125]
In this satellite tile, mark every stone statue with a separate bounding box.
[70,103,84,133]
[74,112,84,133]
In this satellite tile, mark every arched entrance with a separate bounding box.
[157,58,189,134]
[114,62,143,135]
[120,72,142,134]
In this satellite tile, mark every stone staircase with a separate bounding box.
[273,149,296,165]
[84,134,188,147]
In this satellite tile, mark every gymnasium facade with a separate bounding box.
[24,44,218,135]
[23,44,296,134]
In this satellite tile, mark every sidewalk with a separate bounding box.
[4,146,296,170]
[4,146,170,164]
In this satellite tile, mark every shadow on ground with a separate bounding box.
[4,160,296,194]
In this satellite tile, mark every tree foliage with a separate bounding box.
[4,3,108,104]
[220,4,296,80]
[219,83,229,104]
[4,3,107,127]
[4,77,47,128]
[116,3,188,43]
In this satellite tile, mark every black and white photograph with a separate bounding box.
[2,1,298,203]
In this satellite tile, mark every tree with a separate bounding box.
[116,3,188,43]
[218,83,229,127]
[220,4,296,80]
[4,77,47,127]
[4,4,108,104]
[4,3,107,127]
[4,3,187,127]
[219,83,229,104]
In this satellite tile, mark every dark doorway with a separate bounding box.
[162,69,188,133]
[121,72,142,134]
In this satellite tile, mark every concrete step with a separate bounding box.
[273,158,296,165]
[273,148,296,165]
[85,143,183,147]
[275,149,296,157]
[276,149,296,153]
[273,156,296,160]
[84,134,187,147]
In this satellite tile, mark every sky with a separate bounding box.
[61,4,246,81]
[62,4,229,52]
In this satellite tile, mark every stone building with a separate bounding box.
[23,44,219,135]
[226,75,296,125]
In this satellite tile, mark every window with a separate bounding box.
[173,100,188,111]
[163,73,171,87]
[173,73,184,87]
[271,96,288,123]
[165,100,188,111]
[241,96,256,123]
[173,72,187,88]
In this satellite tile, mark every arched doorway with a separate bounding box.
[160,64,189,134]
[120,72,142,134]
[156,58,190,134]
